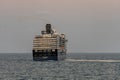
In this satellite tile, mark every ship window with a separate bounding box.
[52,49,55,52]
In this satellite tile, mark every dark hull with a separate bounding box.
[33,49,66,61]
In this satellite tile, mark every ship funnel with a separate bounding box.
[46,24,52,34]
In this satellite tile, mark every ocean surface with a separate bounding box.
[0,53,120,80]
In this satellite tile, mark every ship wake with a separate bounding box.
[66,59,120,62]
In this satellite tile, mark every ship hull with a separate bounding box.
[33,49,66,61]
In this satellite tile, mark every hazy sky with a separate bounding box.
[0,0,120,53]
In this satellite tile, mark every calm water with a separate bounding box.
[0,53,120,80]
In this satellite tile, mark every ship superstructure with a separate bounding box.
[33,24,67,61]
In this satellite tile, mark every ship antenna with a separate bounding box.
[52,25,57,33]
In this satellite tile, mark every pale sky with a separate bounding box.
[0,0,120,53]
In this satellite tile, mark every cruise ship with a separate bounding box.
[33,24,67,61]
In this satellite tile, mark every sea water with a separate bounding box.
[0,53,120,80]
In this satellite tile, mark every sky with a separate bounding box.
[0,0,120,53]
